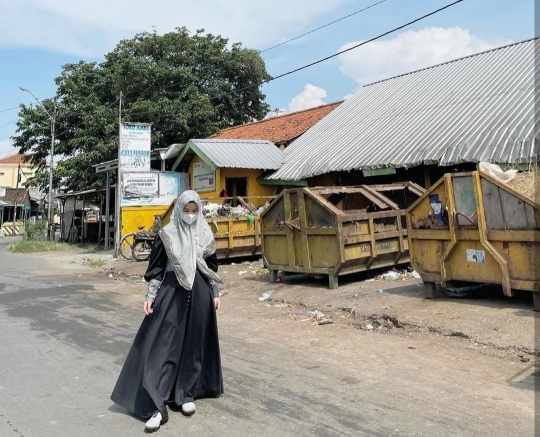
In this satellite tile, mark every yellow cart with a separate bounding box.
[261,183,425,288]
[407,171,540,309]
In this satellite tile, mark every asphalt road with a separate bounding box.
[0,239,536,436]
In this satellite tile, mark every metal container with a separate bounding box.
[407,171,540,309]
[161,197,267,260]
[261,183,425,288]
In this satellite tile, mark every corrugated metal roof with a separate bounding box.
[189,139,284,170]
[272,38,539,181]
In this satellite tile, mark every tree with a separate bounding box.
[13,28,271,191]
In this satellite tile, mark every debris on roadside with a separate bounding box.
[310,338,320,345]
[258,290,273,302]
[367,268,423,282]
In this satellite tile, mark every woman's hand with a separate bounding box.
[144,300,154,315]
[214,298,221,312]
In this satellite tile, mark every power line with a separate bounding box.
[269,0,464,82]
[260,0,389,53]
[0,118,17,129]
[0,106,19,113]
[13,1,463,138]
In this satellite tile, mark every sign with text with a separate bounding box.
[193,162,216,192]
[120,123,151,171]
[121,172,186,206]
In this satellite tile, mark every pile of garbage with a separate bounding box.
[366,268,421,282]
[203,203,267,218]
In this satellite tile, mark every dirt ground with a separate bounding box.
[47,249,539,363]
[5,245,538,435]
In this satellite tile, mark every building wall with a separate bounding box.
[188,155,275,206]
[121,205,169,236]
[0,164,37,188]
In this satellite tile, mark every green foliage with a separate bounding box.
[24,220,48,241]
[13,28,271,191]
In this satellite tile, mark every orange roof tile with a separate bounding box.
[211,101,343,144]
[0,153,28,165]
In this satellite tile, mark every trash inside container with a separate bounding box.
[161,196,270,259]
[407,171,540,309]
[261,183,425,288]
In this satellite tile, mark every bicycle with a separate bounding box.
[119,215,162,261]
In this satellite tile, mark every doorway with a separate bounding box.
[226,178,248,206]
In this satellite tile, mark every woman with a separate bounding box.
[111,191,224,433]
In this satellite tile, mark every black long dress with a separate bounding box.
[111,235,223,420]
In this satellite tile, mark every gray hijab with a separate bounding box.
[160,190,222,290]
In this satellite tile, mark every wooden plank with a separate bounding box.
[297,192,311,269]
[481,179,506,230]
[499,188,532,230]
[408,229,451,240]
[340,210,402,222]
[486,230,540,242]
[283,192,296,268]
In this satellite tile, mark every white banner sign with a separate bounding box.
[120,123,151,171]
[193,162,216,192]
[0,187,5,198]
[122,172,159,200]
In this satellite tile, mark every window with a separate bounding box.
[225,178,248,206]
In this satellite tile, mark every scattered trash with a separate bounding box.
[410,270,421,279]
[310,338,320,345]
[365,279,375,283]
[378,289,384,294]
[258,290,273,302]
[408,346,417,350]
[318,320,333,326]
[307,309,325,320]
[219,290,229,297]
[381,271,400,280]
[238,271,248,275]
[109,274,113,278]
[276,277,282,283]
[365,323,374,331]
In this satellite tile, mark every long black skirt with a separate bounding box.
[111,270,223,420]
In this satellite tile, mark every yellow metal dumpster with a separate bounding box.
[161,197,267,260]
[261,183,425,288]
[407,171,540,309]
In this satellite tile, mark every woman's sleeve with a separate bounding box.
[144,234,167,282]
[205,252,219,273]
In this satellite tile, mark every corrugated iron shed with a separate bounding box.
[272,38,539,181]
[182,139,284,170]
[0,187,29,206]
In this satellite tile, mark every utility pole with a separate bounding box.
[12,162,21,236]
[114,91,123,258]
[19,87,58,240]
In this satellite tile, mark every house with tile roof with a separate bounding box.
[0,153,39,188]
[211,101,342,148]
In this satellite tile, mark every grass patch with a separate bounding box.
[8,240,77,253]
[84,259,107,268]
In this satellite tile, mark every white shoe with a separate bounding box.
[181,402,196,416]
[145,411,167,433]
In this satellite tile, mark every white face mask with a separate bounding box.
[181,213,197,225]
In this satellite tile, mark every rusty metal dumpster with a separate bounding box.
[407,171,540,309]
[261,183,425,288]
[161,197,269,260]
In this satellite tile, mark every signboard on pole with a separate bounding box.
[122,172,159,199]
[121,171,185,206]
[193,162,216,192]
[120,123,151,171]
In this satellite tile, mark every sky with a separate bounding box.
[0,0,536,158]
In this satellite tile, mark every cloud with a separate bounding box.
[338,27,509,86]
[288,84,327,112]
[0,0,348,56]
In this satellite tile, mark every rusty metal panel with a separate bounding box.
[261,184,424,288]
[407,170,540,308]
